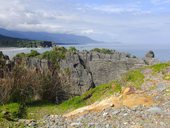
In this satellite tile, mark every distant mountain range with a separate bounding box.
[0,28,99,45]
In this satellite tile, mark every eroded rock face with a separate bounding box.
[0,50,159,102]
[0,51,14,78]
[55,50,158,97]
[15,51,158,96]
[59,52,95,96]
[143,50,160,65]
[145,50,155,58]
[87,54,146,86]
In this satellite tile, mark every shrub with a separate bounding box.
[68,47,77,53]
[40,47,67,60]
[27,50,40,57]
[15,50,40,58]
[15,53,26,58]
[91,48,113,54]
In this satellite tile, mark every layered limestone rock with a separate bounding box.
[0,50,160,102]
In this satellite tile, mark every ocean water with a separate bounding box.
[0,44,170,62]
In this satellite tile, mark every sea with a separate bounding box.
[0,43,170,62]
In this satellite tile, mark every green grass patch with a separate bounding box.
[122,70,144,89]
[0,103,20,119]
[0,118,25,128]
[57,81,121,113]
[27,103,58,119]
[0,103,27,120]
[149,85,157,90]
[165,87,170,95]
[163,74,170,80]
[150,63,170,73]
[0,103,26,128]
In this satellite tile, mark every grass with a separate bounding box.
[150,63,170,73]
[165,86,170,95]
[0,103,20,119]
[122,70,144,89]
[58,82,121,112]
[0,103,26,128]
[0,118,24,128]
[149,85,157,90]
[27,81,121,119]
[163,74,170,80]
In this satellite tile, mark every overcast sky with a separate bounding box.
[0,0,170,45]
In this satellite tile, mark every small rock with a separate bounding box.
[147,107,163,114]
[123,113,128,116]
[105,124,110,128]
[160,122,166,126]
[157,84,167,91]
[103,112,108,117]
[70,122,81,127]
[112,110,120,115]
[88,123,95,127]
[122,87,135,95]
[145,51,155,58]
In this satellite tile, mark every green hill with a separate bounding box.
[0,34,53,47]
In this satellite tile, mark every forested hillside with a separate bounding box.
[0,34,53,47]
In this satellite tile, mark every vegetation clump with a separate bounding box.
[91,48,113,54]
[14,46,68,69]
[121,70,144,89]
[150,63,170,73]
[15,50,40,58]
[0,103,27,120]
[40,46,67,61]
[163,74,170,80]
[57,81,121,113]
[68,46,77,53]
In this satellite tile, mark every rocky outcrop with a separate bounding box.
[58,50,158,96]
[145,50,155,58]
[143,50,160,65]
[0,50,159,102]
[59,52,95,96]
[0,51,14,78]
[83,51,145,86]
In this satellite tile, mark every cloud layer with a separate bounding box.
[0,0,170,45]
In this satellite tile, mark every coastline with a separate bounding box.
[0,46,170,62]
